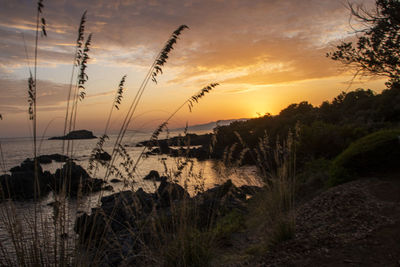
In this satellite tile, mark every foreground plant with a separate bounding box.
[0,2,220,265]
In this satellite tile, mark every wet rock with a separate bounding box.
[0,158,51,200]
[75,188,157,244]
[52,161,104,195]
[102,185,113,191]
[95,151,111,161]
[194,180,261,227]
[143,170,161,181]
[37,155,52,164]
[74,178,262,265]
[156,178,190,207]
[37,154,69,164]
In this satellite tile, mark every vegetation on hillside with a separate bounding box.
[211,85,400,167]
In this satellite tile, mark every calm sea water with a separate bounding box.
[0,132,262,262]
[0,131,261,191]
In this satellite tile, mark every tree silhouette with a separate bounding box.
[327,0,400,87]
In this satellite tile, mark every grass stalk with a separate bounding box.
[105,25,188,181]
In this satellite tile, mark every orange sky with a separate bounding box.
[0,0,387,137]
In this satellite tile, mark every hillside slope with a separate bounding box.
[254,173,400,266]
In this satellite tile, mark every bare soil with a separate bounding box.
[218,172,400,266]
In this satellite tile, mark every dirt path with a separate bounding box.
[255,173,400,266]
[216,172,400,266]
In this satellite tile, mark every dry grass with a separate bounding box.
[0,2,217,266]
[0,1,298,266]
[238,128,298,251]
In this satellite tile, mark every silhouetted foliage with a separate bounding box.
[151,25,189,84]
[114,75,127,110]
[211,86,400,169]
[327,0,400,87]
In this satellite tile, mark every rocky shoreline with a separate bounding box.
[74,178,261,266]
[139,133,213,161]
[0,158,106,200]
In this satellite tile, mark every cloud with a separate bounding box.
[0,78,69,113]
[0,0,376,72]
[0,0,379,121]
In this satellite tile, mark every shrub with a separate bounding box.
[328,128,400,186]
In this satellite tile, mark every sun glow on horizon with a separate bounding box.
[0,0,385,138]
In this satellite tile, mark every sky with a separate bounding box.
[0,0,387,137]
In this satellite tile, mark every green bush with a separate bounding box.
[328,128,400,186]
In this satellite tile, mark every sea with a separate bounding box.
[0,131,262,262]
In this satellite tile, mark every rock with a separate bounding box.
[194,179,261,227]
[137,133,212,147]
[74,212,105,244]
[156,178,190,207]
[110,178,122,183]
[1,158,51,200]
[72,178,262,265]
[37,155,52,164]
[49,130,97,140]
[100,188,156,217]
[158,140,170,154]
[52,161,104,195]
[102,185,113,191]
[46,154,69,162]
[95,151,111,161]
[75,188,157,245]
[36,154,69,164]
[143,170,161,181]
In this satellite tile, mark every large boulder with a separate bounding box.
[143,170,162,181]
[75,188,156,244]
[37,153,69,164]
[0,158,52,200]
[73,179,261,266]
[75,179,191,242]
[156,178,190,207]
[52,161,104,195]
[94,151,111,161]
[194,179,261,227]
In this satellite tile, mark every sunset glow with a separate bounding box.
[0,0,387,137]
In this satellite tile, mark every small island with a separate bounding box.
[49,130,97,140]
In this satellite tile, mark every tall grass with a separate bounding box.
[252,128,298,249]
[0,1,299,266]
[0,1,218,266]
[224,126,298,251]
[104,25,189,183]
